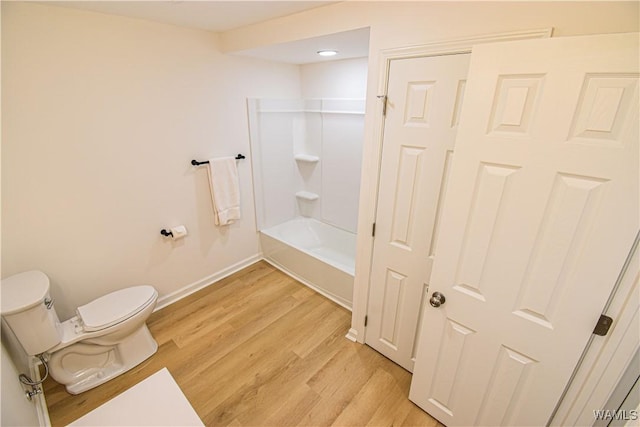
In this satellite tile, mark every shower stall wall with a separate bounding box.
[248,98,365,309]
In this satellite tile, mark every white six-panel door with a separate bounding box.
[409,33,639,426]
[365,54,470,372]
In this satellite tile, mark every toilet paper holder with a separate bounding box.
[161,226,188,240]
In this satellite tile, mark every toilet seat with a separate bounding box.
[77,285,157,332]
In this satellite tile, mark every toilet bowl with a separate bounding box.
[0,271,158,394]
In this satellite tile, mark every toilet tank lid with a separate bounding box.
[77,285,157,331]
[1,271,51,315]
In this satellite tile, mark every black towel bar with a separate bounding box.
[191,154,245,166]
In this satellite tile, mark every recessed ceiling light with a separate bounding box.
[317,50,338,57]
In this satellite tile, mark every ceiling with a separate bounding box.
[47,1,337,33]
[46,1,369,64]
[234,27,370,64]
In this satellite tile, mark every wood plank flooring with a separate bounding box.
[43,261,442,426]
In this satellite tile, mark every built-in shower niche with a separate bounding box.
[247,97,365,309]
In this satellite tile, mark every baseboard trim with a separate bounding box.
[261,257,353,312]
[154,254,262,312]
[345,328,358,342]
[154,253,354,314]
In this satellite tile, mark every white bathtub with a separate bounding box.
[260,217,355,309]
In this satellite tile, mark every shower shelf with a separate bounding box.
[294,154,320,163]
[295,191,319,201]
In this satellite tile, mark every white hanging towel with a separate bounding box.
[206,157,241,226]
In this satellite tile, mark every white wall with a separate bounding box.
[300,57,368,99]
[1,344,41,426]
[1,2,301,322]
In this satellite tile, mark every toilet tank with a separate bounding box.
[1,271,61,355]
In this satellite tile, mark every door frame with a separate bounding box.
[550,232,639,426]
[348,27,553,344]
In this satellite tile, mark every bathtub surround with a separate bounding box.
[248,97,365,233]
[248,98,365,308]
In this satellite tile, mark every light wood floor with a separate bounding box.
[44,261,443,426]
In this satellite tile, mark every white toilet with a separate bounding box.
[0,270,158,394]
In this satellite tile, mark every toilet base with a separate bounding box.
[48,325,158,395]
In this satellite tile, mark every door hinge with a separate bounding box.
[377,95,387,116]
[372,222,376,237]
[593,314,613,336]
[364,315,368,327]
